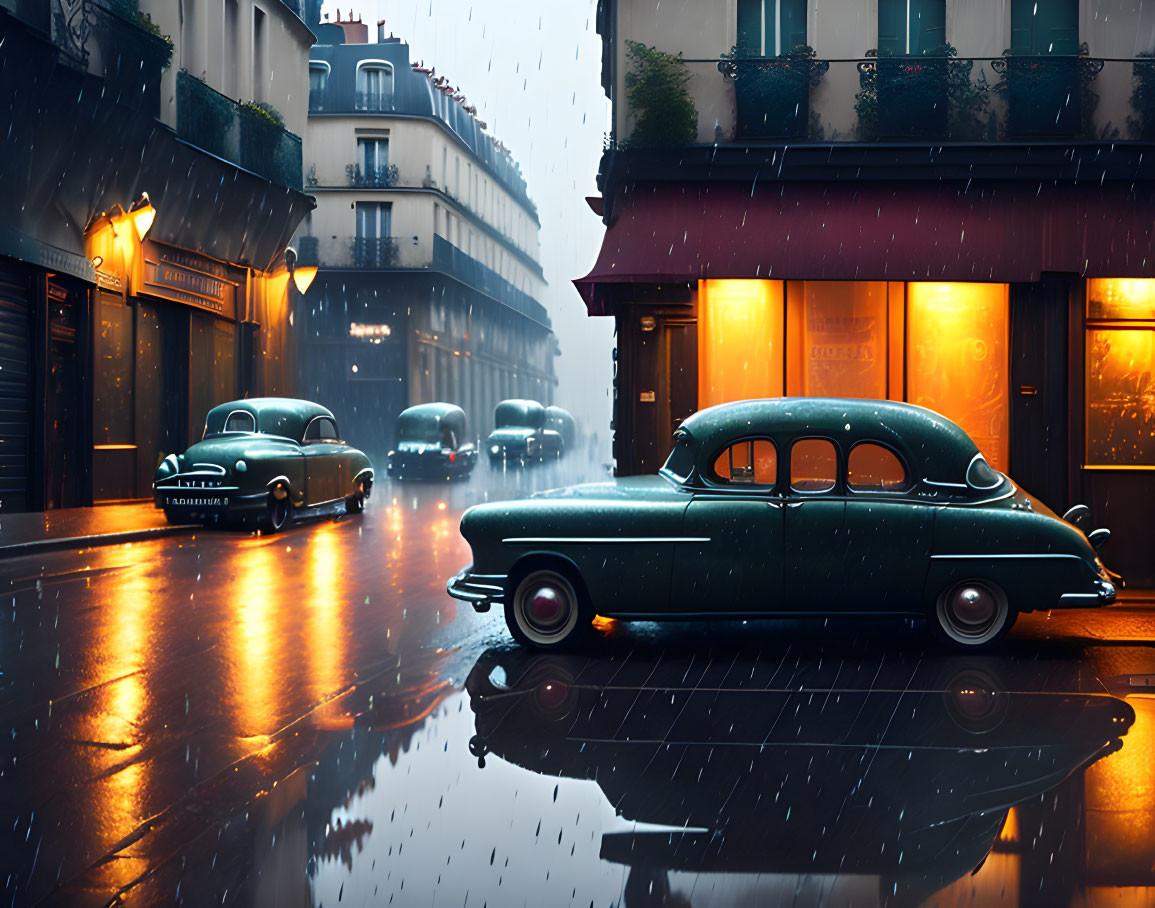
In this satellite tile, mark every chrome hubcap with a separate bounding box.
[951,586,996,628]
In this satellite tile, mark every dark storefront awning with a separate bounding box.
[574,181,1155,314]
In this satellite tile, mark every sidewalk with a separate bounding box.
[0,501,196,560]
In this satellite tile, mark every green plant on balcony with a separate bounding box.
[855,44,987,140]
[1129,52,1155,139]
[719,44,827,140]
[991,43,1104,138]
[135,11,173,68]
[623,40,697,147]
[239,100,285,127]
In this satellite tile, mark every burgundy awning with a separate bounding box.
[574,181,1155,315]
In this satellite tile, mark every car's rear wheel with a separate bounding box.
[506,565,592,650]
[266,488,292,533]
[931,579,1016,648]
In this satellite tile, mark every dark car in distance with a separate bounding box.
[153,398,374,531]
[544,406,577,456]
[485,399,562,464]
[387,403,477,481]
[449,398,1118,650]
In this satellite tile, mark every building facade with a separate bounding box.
[294,16,556,462]
[0,0,314,510]
[579,0,1155,586]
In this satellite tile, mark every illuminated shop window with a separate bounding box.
[698,280,784,409]
[1086,279,1155,466]
[907,283,1009,472]
[787,281,888,399]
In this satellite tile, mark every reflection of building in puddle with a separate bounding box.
[466,648,1136,906]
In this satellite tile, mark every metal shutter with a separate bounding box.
[0,269,31,511]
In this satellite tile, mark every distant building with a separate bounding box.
[0,0,315,508]
[580,0,1155,586]
[294,15,556,459]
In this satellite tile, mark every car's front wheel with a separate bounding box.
[506,566,592,650]
[266,488,293,533]
[931,579,1017,648]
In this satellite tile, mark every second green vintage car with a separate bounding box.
[448,398,1118,650]
[153,398,374,531]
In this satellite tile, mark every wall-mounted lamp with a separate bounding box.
[128,192,155,240]
[91,255,104,269]
[284,246,318,295]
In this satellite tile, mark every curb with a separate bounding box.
[0,524,200,560]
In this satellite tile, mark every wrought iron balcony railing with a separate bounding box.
[346,163,400,188]
[612,49,1149,146]
[354,91,393,112]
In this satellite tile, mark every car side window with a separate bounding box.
[224,411,256,433]
[305,417,339,442]
[848,443,908,492]
[790,439,838,493]
[712,438,777,486]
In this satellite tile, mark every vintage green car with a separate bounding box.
[387,403,477,481]
[153,398,374,531]
[486,399,563,464]
[448,398,1118,649]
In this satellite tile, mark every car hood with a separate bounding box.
[529,475,686,502]
[180,434,299,466]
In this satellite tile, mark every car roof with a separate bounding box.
[678,398,982,483]
[206,398,334,437]
[495,399,546,428]
[398,403,467,434]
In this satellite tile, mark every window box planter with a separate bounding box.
[720,46,827,140]
[875,56,948,137]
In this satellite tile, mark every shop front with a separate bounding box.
[90,235,247,501]
[577,180,1155,586]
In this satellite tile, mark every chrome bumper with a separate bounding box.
[1059,579,1117,607]
[447,566,507,613]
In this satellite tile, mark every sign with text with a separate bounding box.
[142,243,238,320]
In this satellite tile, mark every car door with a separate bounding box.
[782,437,849,609]
[302,416,343,505]
[841,441,933,612]
[671,437,785,615]
[784,438,931,612]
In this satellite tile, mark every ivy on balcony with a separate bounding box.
[623,40,698,147]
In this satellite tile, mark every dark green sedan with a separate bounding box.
[448,398,1118,649]
[153,398,374,531]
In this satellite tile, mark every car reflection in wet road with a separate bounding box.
[1,455,1153,906]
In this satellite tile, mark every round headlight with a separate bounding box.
[235,459,247,473]
[490,445,500,454]
[156,453,179,478]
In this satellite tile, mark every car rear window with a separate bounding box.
[712,439,777,486]
[848,443,907,491]
[791,438,837,493]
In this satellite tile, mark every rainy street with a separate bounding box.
[2,462,1154,907]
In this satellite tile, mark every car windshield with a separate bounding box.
[398,415,444,444]
[660,432,695,484]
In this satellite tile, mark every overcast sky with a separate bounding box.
[320,0,614,439]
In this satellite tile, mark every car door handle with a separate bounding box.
[786,502,803,508]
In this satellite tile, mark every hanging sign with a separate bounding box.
[141,242,239,319]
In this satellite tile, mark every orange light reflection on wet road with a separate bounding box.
[229,536,282,742]
[307,521,351,726]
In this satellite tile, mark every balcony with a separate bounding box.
[354,91,393,112]
[176,70,303,189]
[294,236,426,269]
[617,49,1139,146]
[346,163,400,188]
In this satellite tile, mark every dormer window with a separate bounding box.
[309,62,329,111]
[356,61,394,111]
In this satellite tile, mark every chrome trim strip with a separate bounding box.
[923,479,967,488]
[931,553,1082,560]
[502,536,712,544]
[1060,593,1100,600]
